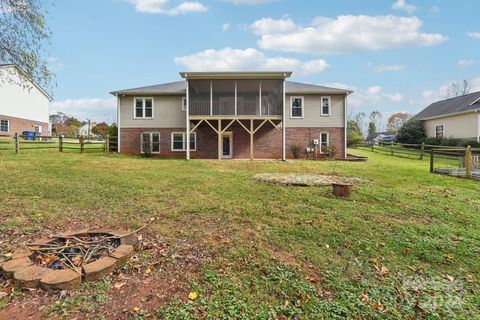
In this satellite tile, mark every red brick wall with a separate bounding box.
[120,123,345,159]
[0,114,48,137]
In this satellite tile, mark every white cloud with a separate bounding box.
[392,0,417,14]
[50,98,117,123]
[368,62,406,72]
[457,59,475,67]
[419,77,480,105]
[251,15,447,55]
[174,47,330,76]
[223,0,274,4]
[324,83,403,109]
[222,23,231,31]
[466,32,480,39]
[47,56,64,73]
[430,5,440,14]
[126,0,207,15]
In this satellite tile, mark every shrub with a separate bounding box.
[142,141,152,157]
[423,137,480,148]
[324,145,337,160]
[396,118,426,144]
[290,145,301,159]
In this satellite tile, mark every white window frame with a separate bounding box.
[140,132,160,154]
[435,124,444,138]
[171,132,196,151]
[290,96,304,119]
[320,96,331,116]
[320,132,329,153]
[181,97,187,112]
[0,119,9,132]
[133,97,154,119]
[33,125,42,134]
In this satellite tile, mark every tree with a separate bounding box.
[92,122,109,136]
[108,123,118,137]
[446,80,471,98]
[347,120,364,147]
[396,118,426,144]
[368,122,376,136]
[49,112,82,136]
[387,112,412,132]
[369,111,382,131]
[0,0,53,90]
[353,112,366,135]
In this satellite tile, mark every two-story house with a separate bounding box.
[0,64,52,137]
[111,72,352,160]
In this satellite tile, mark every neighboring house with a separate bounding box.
[79,122,97,136]
[416,91,480,142]
[365,132,397,145]
[0,64,52,137]
[110,71,352,160]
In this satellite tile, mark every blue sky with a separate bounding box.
[47,0,480,127]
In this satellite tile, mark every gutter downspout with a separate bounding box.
[344,94,348,159]
[116,95,121,153]
[186,77,190,160]
[477,110,480,143]
[282,74,286,161]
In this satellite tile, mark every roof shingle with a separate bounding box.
[416,91,480,120]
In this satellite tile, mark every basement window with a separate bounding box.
[134,98,154,119]
[435,125,444,138]
[0,119,8,132]
[171,132,196,151]
[141,132,160,153]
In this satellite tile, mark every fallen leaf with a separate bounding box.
[445,275,454,282]
[114,282,126,290]
[144,267,152,275]
[132,307,140,313]
[0,292,7,299]
[3,253,12,258]
[465,275,474,283]
[188,291,198,300]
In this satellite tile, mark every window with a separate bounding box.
[141,133,160,153]
[171,132,196,151]
[0,119,9,132]
[182,97,187,112]
[320,132,329,153]
[321,96,331,116]
[290,97,303,118]
[134,98,154,119]
[435,125,444,138]
[33,125,42,133]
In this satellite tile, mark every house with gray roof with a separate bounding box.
[110,72,352,160]
[416,91,480,142]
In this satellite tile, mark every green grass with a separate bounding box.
[0,149,479,319]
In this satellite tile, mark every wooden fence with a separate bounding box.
[0,134,117,154]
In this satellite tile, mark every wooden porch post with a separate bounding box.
[218,119,222,160]
[250,119,254,160]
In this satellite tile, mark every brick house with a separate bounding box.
[111,72,352,160]
[0,64,52,137]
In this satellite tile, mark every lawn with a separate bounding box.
[0,149,479,319]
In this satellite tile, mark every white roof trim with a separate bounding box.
[419,109,479,121]
[470,96,480,106]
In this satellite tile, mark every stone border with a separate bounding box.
[0,229,135,291]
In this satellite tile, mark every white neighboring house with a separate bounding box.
[0,64,52,137]
[78,122,96,136]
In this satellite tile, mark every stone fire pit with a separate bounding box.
[0,229,135,291]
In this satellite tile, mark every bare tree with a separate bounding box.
[0,0,53,90]
[446,80,472,98]
[369,110,383,131]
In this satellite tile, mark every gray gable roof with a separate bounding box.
[416,91,480,120]
[111,80,352,95]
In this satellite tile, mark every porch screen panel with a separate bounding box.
[189,80,210,115]
[237,80,260,115]
[261,80,283,116]
[212,80,235,115]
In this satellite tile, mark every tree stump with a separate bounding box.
[332,183,352,198]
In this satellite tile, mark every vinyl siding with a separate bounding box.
[424,112,479,140]
[119,95,186,128]
[284,94,345,128]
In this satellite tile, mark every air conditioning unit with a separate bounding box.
[312,139,319,145]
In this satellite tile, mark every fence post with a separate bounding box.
[420,143,425,160]
[430,149,434,173]
[80,136,85,154]
[391,141,394,156]
[105,135,110,154]
[14,133,19,154]
[371,143,374,152]
[465,146,472,179]
[59,135,64,152]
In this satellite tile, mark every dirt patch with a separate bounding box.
[253,173,367,187]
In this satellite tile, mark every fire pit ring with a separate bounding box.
[0,229,136,291]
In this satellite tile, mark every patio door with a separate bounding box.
[222,132,233,159]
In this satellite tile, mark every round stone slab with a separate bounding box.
[40,269,82,291]
[1,257,33,278]
[14,266,52,288]
[11,249,31,260]
[83,257,117,281]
